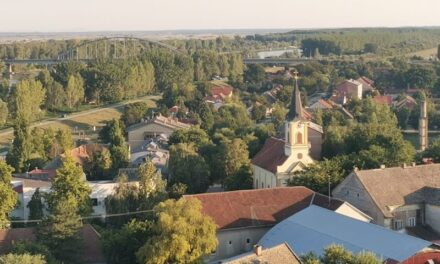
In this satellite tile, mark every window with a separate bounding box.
[91,198,98,206]
[256,179,258,189]
[357,193,360,198]
[228,241,232,245]
[407,217,416,227]
[296,132,303,144]
[246,238,250,244]
[393,220,403,230]
[261,182,264,188]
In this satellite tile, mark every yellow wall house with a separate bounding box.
[252,72,318,188]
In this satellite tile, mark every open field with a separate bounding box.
[405,47,438,58]
[0,96,159,150]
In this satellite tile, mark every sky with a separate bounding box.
[2,0,440,32]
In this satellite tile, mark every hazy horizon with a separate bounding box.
[1,0,440,32]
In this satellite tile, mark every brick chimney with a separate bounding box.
[254,245,262,256]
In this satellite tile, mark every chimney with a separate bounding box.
[254,245,263,256]
[402,163,407,168]
[353,167,359,172]
[412,162,416,167]
[380,164,386,169]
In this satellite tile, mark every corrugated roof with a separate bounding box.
[184,187,344,230]
[354,164,440,217]
[259,205,431,262]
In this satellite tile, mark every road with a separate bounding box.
[0,95,160,139]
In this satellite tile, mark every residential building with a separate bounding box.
[373,95,393,106]
[184,186,371,261]
[259,205,436,263]
[394,95,418,110]
[252,74,322,188]
[126,115,191,144]
[10,178,122,220]
[356,76,375,94]
[331,79,363,104]
[332,164,440,234]
[0,225,106,264]
[219,243,302,264]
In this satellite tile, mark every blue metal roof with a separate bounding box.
[259,205,431,261]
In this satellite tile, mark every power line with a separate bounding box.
[10,209,155,224]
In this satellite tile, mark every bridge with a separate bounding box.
[2,36,184,67]
[243,58,320,65]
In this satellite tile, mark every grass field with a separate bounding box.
[405,47,438,58]
[0,96,158,150]
[403,132,440,150]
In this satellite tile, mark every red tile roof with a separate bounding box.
[184,187,344,230]
[373,95,392,106]
[400,251,440,264]
[211,86,233,98]
[28,168,57,181]
[0,227,35,254]
[251,137,288,174]
[0,225,104,263]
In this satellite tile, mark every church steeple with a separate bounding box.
[287,70,304,121]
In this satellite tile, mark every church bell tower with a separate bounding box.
[284,71,310,159]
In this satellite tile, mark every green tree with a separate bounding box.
[100,119,125,146]
[9,80,45,122]
[6,118,32,172]
[136,198,217,264]
[217,138,250,182]
[121,102,150,127]
[48,156,92,216]
[102,220,153,264]
[45,81,65,110]
[169,143,211,194]
[65,74,84,109]
[288,157,348,194]
[138,160,167,200]
[38,196,82,264]
[224,164,253,191]
[214,103,253,132]
[55,129,73,153]
[169,127,211,150]
[85,148,112,180]
[12,241,56,264]
[321,244,354,264]
[0,99,8,126]
[27,188,44,221]
[0,160,17,228]
[110,145,129,174]
[423,138,440,162]
[244,64,266,85]
[0,253,46,264]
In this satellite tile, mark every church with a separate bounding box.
[251,71,323,188]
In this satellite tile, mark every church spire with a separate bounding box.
[287,70,304,121]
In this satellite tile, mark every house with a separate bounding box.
[332,164,440,235]
[211,85,233,99]
[394,95,418,110]
[331,79,363,104]
[0,225,106,264]
[44,143,105,170]
[184,186,371,261]
[127,115,191,143]
[357,76,375,94]
[204,85,234,111]
[309,99,334,110]
[27,168,57,181]
[252,77,323,188]
[258,205,436,263]
[220,243,302,264]
[373,95,393,106]
[263,84,283,104]
[10,177,123,220]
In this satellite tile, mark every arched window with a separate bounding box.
[296,132,303,144]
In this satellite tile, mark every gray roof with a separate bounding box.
[259,205,431,262]
[353,164,440,217]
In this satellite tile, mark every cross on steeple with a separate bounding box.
[287,70,305,121]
